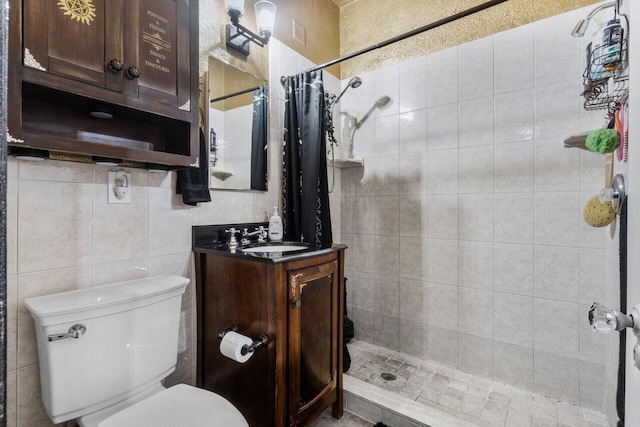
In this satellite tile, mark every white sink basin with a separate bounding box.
[242,245,308,253]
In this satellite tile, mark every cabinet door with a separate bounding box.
[288,261,339,426]
[123,0,192,112]
[23,0,124,91]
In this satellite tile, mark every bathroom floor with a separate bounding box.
[310,410,374,427]
[344,340,608,427]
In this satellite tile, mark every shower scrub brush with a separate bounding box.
[585,128,619,153]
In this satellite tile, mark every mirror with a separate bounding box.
[207,55,268,191]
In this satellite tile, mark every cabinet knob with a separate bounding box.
[126,66,141,80]
[292,299,301,308]
[107,58,123,73]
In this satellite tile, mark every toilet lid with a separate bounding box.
[99,384,248,427]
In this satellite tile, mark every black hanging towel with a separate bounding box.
[176,128,212,206]
[250,84,268,191]
[282,71,332,248]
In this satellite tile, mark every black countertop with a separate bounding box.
[192,223,346,263]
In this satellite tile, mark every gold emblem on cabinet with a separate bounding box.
[57,0,96,25]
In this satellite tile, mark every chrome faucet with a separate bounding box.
[241,226,267,245]
[225,228,239,248]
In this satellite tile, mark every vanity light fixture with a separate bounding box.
[225,0,277,56]
[92,156,122,166]
[9,146,49,161]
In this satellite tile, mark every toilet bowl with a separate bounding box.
[25,275,248,427]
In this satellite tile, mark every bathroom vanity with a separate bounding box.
[193,225,346,427]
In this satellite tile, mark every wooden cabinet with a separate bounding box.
[8,0,199,167]
[195,248,345,427]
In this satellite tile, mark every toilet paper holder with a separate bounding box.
[218,325,269,354]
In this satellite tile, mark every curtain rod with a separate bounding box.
[281,0,508,84]
[210,85,263,103]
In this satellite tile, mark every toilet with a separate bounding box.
[25,275,248,427]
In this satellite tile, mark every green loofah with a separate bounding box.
[585,128,619,153]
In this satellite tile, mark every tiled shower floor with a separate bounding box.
[344,340,608,427]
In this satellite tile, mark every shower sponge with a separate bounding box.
[585,128,619,153]
[583,195,616,227]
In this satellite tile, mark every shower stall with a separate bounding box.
[323,2,628,425]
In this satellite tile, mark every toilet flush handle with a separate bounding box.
[48,324,86,342]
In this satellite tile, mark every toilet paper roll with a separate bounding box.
[219,331,254,363]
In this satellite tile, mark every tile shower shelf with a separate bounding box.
[328,158,364,168]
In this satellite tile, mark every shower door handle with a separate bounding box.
[588,302,640,370]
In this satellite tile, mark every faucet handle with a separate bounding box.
[225,228,239,248]
[225,227,239,235]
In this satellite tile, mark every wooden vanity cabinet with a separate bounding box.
[8,0,198,167]
[195,248,345,427]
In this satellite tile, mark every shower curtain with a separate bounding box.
[250,84,268,191]
[282,71,333,248]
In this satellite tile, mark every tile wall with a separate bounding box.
[5,39,341,426]
[339,6,614,411]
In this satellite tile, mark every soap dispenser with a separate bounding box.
[268,206,283,241]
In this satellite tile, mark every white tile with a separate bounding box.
[494,243,534,296]
[374,235,399,276]
[494,140,534,193]
[398,153,427,195]
[92,185,149,264]
[534,10,582,87]
[427,103,459,151]
[533,351,580,406]
[92,258,150,286]
[7,180,17,275]
[459,36,493,101]
[374,115,400,156]
[427,239,458,286]
[6,275,16,372]
[399,278,428,323]
[427,150,458,194]
[534,246,580,302]
[399,55,428,114]
[494,341,534,391]
[534,80,582,140]
[427,326,459,368]
[350,271,376,312]
[459,97,494,148]
[399,237,427,281]
[353,196,375,235]
[534,299,579,358]
[494,292,534,348]
[372,155,399,196]
[149,187,193,257]
[494,193,534,244]
[494,89,534,143]
[580,304,607,365]
[580,362,605,411]
[494,26,534,94]
[375,314,401,350]
[459,194,494,242]
[349,234,375,273]
[534,138,580,192]
[399,195,427,237]
[459,146,493,194]
[401,319,428,359]
[18,158,93,183]
[458,334,493,379]
[459,287,493,339]
[375,274,400,317]
[580,150,606,192]
[374,196,399,236]
[374,64,400,118]
[428,283,458,330]
[427,195,458,240]
[399,109,428,154]
[18,181,92,273]
[427,55,458,108]
[459,241,493,290]
[534,192,580,247]
[580,248,606,305]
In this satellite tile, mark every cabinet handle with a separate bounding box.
[107,58,123,73]
[126,66,141,80]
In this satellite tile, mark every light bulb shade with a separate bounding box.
[255,1,276,35]
[225,0,244,16]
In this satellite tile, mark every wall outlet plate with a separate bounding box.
[108,170,131,204]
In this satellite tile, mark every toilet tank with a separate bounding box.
[25,275,189,424]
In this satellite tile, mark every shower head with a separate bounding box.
[333,76,363,105]
[570,0,617,37]
[348,77,362,89]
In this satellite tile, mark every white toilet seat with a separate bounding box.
[98,384,248,427]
